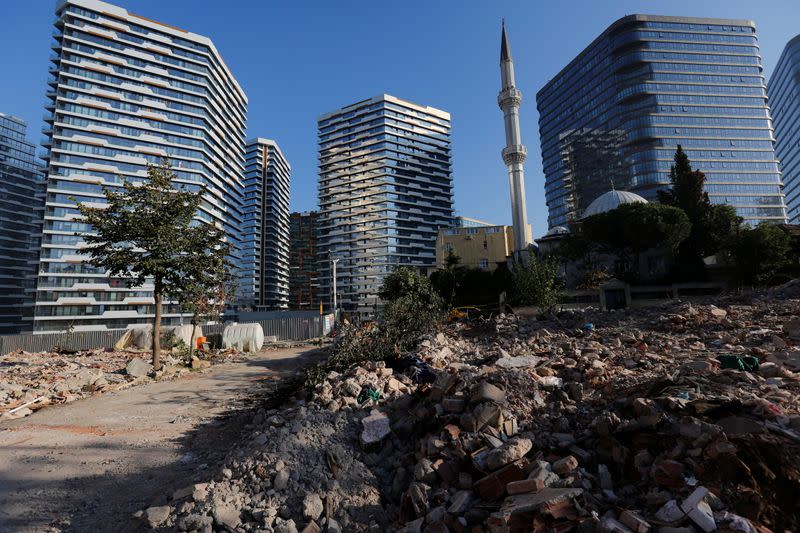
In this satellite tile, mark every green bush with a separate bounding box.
[380,267,444,351]
[730,223,797,287]
[304,266,444,389]
[509,252,563,313]
[429,251,505,308]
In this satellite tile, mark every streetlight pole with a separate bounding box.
[329,252,339,319]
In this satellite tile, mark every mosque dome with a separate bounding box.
[545,226,570,237]
[582,190,648,219]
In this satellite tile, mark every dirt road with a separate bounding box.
[0,345,325,533]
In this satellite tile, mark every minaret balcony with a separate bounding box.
[502,145,528,165]
[498,88,522,110]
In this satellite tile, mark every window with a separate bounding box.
[483,240,488,250]
[479,259,489,269]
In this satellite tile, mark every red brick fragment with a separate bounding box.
[473,459,527,501]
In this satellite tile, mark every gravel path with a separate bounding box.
[0,345,325,533]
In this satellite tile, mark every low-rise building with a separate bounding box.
[436,224,527,271]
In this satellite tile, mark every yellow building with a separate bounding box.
[436,224,524,271]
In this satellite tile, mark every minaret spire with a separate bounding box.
[500,19,511,62]
[497,20,532,254]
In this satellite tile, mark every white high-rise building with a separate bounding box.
[35,0,247,331]
[240,138,290,310]
[317,94,453,316]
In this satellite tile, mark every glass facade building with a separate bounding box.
[317,94,453,316]
[0,113,46,334]
[240,138,290,310]
[536,15,787,228]
[769,34,800,223]
[35,0,247,331]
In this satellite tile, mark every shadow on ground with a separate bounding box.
[0,346,328,533]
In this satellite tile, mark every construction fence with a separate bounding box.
[0,313,334,356]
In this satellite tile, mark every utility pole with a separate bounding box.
[329,251,339,319]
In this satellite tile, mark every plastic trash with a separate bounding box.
[582,323,595,331]
[357,387,382,404]
[407,357,436,384]
[717,354,759,371]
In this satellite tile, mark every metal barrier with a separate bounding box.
[0,314,334,355]
[0,329,126,355]
[204,315,330,341]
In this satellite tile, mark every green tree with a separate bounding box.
[429,250,466,308]
[379,266,444,351]
[580,202,690,279]
[76,160,224,369]
[173,230,234,359]
[509,252,563,313]
[731,223,795,286]
[457,268,497,306]
[657,145,707,222]
[657,145,741,278]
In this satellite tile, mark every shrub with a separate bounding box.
[304,267,444,389]
[730,223,797,287]
[509,252,563,313]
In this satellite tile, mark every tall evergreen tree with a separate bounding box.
[76,160,230,369]
[657,145,709,222]
[657,145,741,279]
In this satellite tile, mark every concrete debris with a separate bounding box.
[143,505,171,528]
[140,283,800,531]
[125,357,153,377]
[302,493,324,521]
[1,344,248,421]
[360,409,391,445]
[619,509,650,533]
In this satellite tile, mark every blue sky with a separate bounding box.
[2,0,799,236]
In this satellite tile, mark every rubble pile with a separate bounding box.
[143,289,800,532]
[0,347,245,421]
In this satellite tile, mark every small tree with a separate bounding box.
[77,160,220,370]
[509,252,563,313]
[429,250,465,308]
[379,266,444,351]
[174,230,234,359]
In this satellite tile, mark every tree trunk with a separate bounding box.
[189,319,197,360]
[153,289,162,370]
